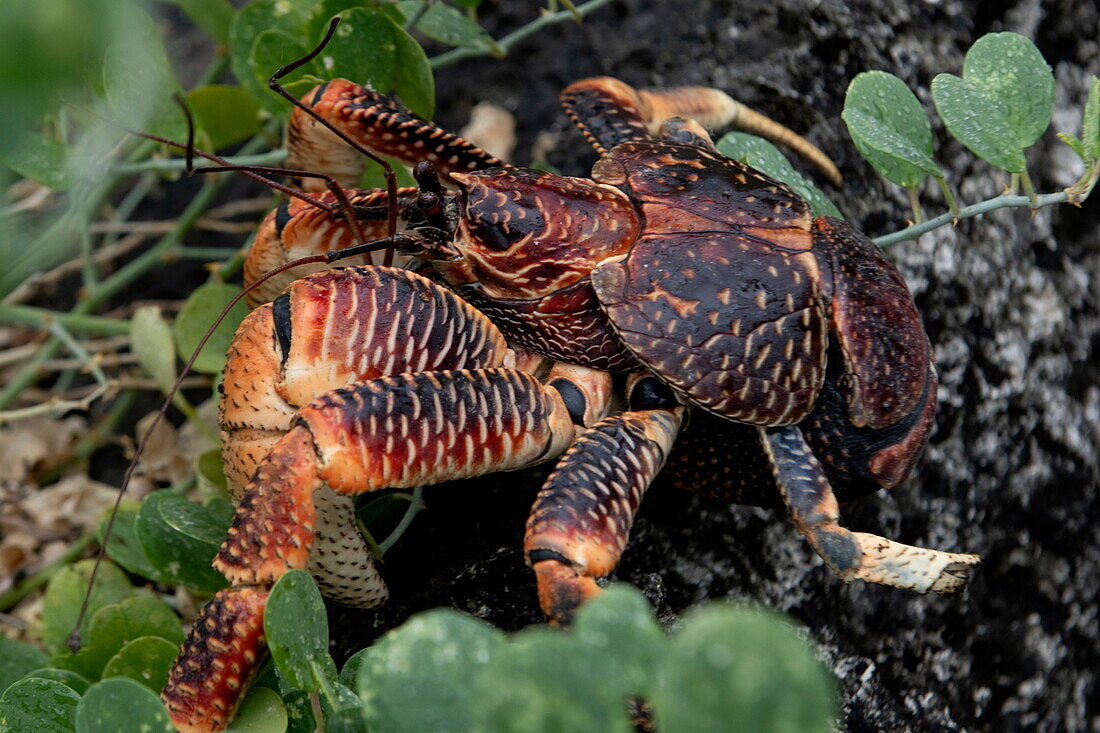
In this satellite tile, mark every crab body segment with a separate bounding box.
[163,74,979,732]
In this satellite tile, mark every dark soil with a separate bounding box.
[315,2,1100,731]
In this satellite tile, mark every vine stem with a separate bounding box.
[112,149,288,176]
[873,177,1097,247]
[429,0,616,69]
[0,534,96,611]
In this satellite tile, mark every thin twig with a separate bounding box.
[0,382,114,426]
[429,0,616,69]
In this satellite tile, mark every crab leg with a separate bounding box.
[560,76,842,185]
[244,186,419,307]
[761,424,980,595]
[287,79,507,190]
[525,404,684,625]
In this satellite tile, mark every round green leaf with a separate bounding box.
[281,689,317,733]
[570,585,666,699]
[653,604,838,733]
[187,85,263,151]
[355,608,504,733]
[229,0,317,113]
[226,686,288,732]
[131,306,176,394]
[842,71,939,187]
[716,132,843,218]
[264,569,330,693]
[396,1,493,51]
[135,491,232,593]
[249,29,314,115]
[962,32,1054,148]
[74,677,174,733]
[100,636,178,693]
[173,282,250,374]
[0,677,81,733]
[54,595,183,682]
[0,131,74,191]
[98,502,166,583]
[19,668,91,695]
[932,73,1027,173]
[39,560,136,656]
[0,636,48,696]
[476,627,635,733]
[195,448,230,502]
[162,0,234,45]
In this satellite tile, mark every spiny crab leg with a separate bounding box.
[761,424,981,594]
[560,76,843,186]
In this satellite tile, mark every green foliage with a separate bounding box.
[52,596,183,681]
[264,569,336,694]
[226,687,289,732]
[135,491,234,592]
[39,561,138,656]
[348,584,837,732]
[716,132,843,218]
[0,678,81,732]
[843,71,940,187]
[99,636,179,692]
[931,33,1053,173]
[74,677,174,732]
[173,282,250,375]
[0,636,49,694]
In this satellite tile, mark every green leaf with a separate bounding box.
[354,609,504,733]
[570,585,665,699]
[187,85,263,150]
[100,636,178,693]
[282,689,317,733]
[74,677,174,733]
[226,686,288,733]
[264,569,331,693]
[249,29,314,115]
[102,9,186,141]
[652,605,837,733]
[131,306,176,394]
[932,72,1027,173]
[18,669,91,695]
[962,32,1054,148]
[195,448,231,502]
[716,132,843,219]
[229,0,317,112]
[0,636,48,695]
[98,502,166,583]
[0,130,73,190]
[320,7,435,119]
[397,1,493,50]
[40,560,136,656]
[158,0,234,45]
[54,596,184,682]
[1058,133,1089,163]
[842,71,939,187]
[173,282,250,375]
[1083,76,1100,160]
[135,491,232,593]
[931,33,1054,174]
[0,678,81,733]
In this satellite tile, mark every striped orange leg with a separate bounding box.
[525,377,685,625]
[287,79,508,190]
[761,425,981,594]
[165,367,580,731]
[560,76,841,185]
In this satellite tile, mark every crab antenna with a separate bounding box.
[267,17,401,243]
[172,95,375,247]
[69,233,404,653]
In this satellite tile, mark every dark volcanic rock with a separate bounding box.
[327,1,1100,731]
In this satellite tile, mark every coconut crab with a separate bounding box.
[159,26,980,732]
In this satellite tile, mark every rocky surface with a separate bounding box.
[317,1,1099,730]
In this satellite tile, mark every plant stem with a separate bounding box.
[873,181,1097,247]
[111,149,288,177]
[0,534,96,611]
[378,486,425,554]
[429,0,616,69]
[1019,169,1039,207]
[934,175,960,216]
[0,304,131,336]
[906,185,923,225]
